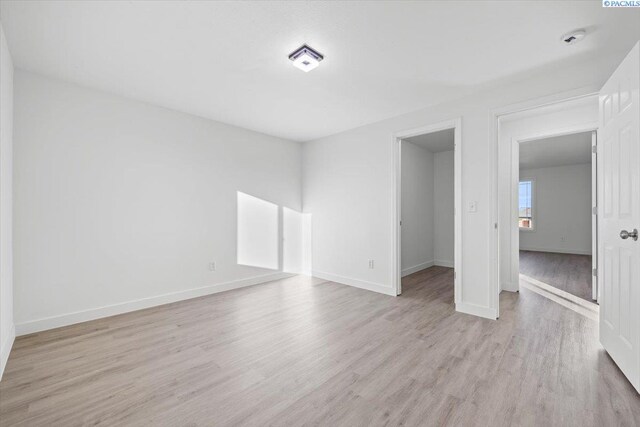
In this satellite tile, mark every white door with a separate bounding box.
[591,130,598,302]
[598,42,640,393]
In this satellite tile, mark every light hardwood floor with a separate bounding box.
[1,267,638,426]
[519,250,594,302]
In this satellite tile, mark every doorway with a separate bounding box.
[392,118,461,305]
[495,94,599,311]
[517,131,598,308]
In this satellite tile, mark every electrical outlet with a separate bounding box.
[368,259,374,269]
[208,262,216,271]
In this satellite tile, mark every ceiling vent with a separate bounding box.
[561,29,586,45]
[289,45,324,72]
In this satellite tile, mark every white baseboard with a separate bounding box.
[401,260,434,277]
[501,282,518,293]
[456,302,497,320]
[15,272,295,336]
[312,270,396,296]
[434,259,454,268]
[0,323,15,381]
[519,247,591,256]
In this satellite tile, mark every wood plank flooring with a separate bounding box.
[519,250,594,302]
[1,267,638,426]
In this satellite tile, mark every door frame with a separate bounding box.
[489,88,601,319]
[490,90,600,317]
[591,130,598,302]
[391,117,462,301]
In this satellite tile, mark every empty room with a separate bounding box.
[1,1,640,426]
[518,132,597,305]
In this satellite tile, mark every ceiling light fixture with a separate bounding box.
[289,44,324,72]
[560,29,586,45]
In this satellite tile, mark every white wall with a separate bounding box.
[0,24,14,379]
[13,71,302,334]
[303,53,611,319]
[434,150,454,267]
[519,163,592,255]
[400,141,434,276]
[498,96,598,292]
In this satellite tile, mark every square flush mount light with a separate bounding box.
[289,44,324,72]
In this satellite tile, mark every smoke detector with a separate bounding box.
[289,44,324,72]
[560,29,586,45]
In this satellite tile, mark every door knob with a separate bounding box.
[620,229,639,241]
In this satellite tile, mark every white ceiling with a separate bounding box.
[520,132,592,169]
[1,1,639,142]
[403,128,454,153]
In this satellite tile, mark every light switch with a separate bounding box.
[468,201,477,213]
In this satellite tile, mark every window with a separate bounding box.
[519,180,533,230]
